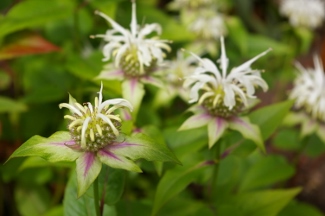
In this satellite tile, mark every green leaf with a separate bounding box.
[226,16,248,55]
[0,0,74,38]
[247,35,293,57]
[8,131,80,163]
[65,51,103,81]
[229,116,264,152]
[116,200,151,216]
[63,171,117,216]
[89,0,120,18]
[0,96,27,113]
[273,128,300,151]
[163,126,207,159]
[279,200,323,216]
[98,166,126,205]
[43,205,64,216]
[157,197,214,216]
[239,155,295,192]
[249,100,294,140]
[15,184,51,216]
[111,133,180,165]
[222,188,301,216]
[142,125,169,175]
[294,27,314,54]
[152,161,212,215]
[137,4,194,42]
[43,206,64,216]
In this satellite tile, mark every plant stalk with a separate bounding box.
[94,178,101,216]
[209,142,221,201]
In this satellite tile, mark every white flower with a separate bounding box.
[184,37,271,115]
[59,84,133,152]
[92,3,171,76]
[289,56,325,121]
[189,9,227,40]
[280,0,325,29]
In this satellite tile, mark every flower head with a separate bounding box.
[188,9,227,41]
[92,2,171,77]
[8,84,179,197]
[289,56,325,122]
[179,37,269,148]
[280,0,325,29]
[59,84,133,152]
[184,37,271,118]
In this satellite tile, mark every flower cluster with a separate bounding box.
[92,3,170,77]
[169,0,227,55]
[59,84,132,152]
[184,37,270,118]
[180,37,270,148]
[280,0,325,29]
[289,56,325,122]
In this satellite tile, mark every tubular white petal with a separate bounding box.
[131,2,137,37]
[230,48,272,76]
[64,115,76,121]
[98,99,133,113]
[74,103,87,114]
[106,114,122,122]
[96,124,103,136]
[69,119,84,129]
[98,83,103,106]
[90,129,95,142]
[95,11,129,37]
[219,37,228,78]
[59,103,83,117]
[97,113,119,136]
[212,94,222,107]
[87,102,94,114]
[198,91,215,104]
[81,117,91,148]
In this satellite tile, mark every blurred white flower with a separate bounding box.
[280,0,325,29]
[184,37,271,117]
[189,9,227,40]
[289,56,325,121]
[157,51,197,103]
[92,2,170,76]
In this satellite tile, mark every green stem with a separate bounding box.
[94,178,101,216]
[209,142,221,202]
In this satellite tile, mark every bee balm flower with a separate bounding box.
[289,56,325,121]
[280,0,325,29]
[8,84,179,197]
[93,2,171,117]
[92,2,170,77]
[286,56,325,141]
[180,37,271,148]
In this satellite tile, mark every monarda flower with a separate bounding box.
[154,50,196,107]
[180,37,271,148]
[280,0,325,29]
[93,2,171,116]
[285,56,325,141]
[8,84,179,197]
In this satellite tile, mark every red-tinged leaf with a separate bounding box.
[0,34,60,60]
